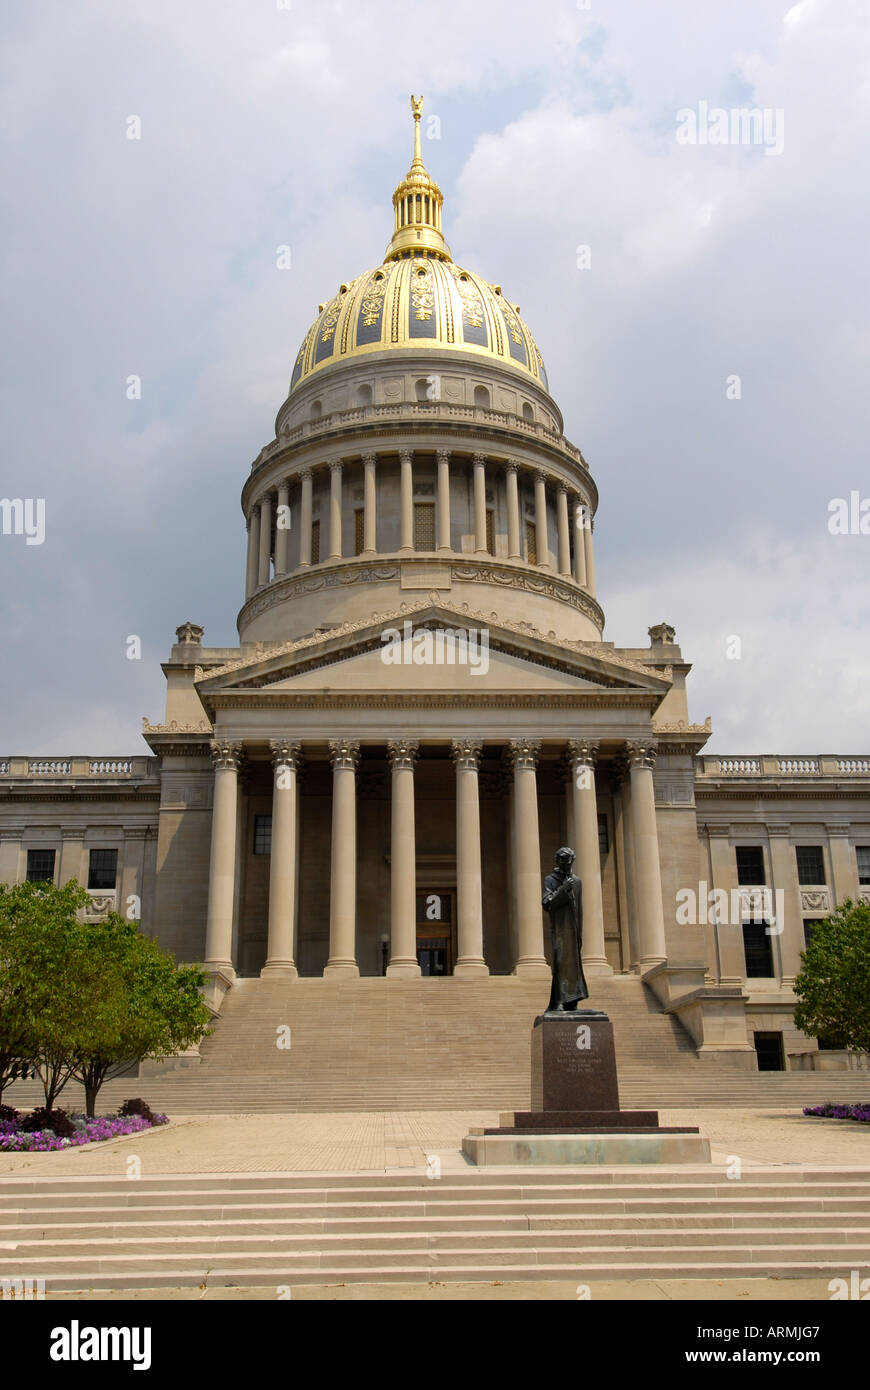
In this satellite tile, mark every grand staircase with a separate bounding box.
[2,1168,870,1290]
[6,975,868,1113]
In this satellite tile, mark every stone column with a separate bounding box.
[299,469,313,567]
[245,509,260,598]
[263,740,301,977]
[399,450,414,553]
[59,828,84,887]
[324,740,360,976]
[556,486,571,576]
[120,827,148,925]
[363,453,377,554]
[505,463,521,559]
[583,514,596,596]
[567,738,611,975]
[473,453,488,553]
[204,740,242,975]
[611,779,634,971]
[387,739,421,977]
[767,826,805,988]
[827,824,860,906]
[534,471,550,568]
[508,739,550,978]
[573,496,588,586]
[451,739,488,977]
[0,829,22,885]
[707,826,747,986]
[626,740,667,968]
[274,481,290,576]
[329,460,343,560]
[436,449,451,552]
[258,495,272,588]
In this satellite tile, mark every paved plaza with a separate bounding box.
[1,1107,867,1177]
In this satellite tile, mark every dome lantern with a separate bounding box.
[385,95,451,262]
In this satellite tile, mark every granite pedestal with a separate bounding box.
[462,1011,710,1166]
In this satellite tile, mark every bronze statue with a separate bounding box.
[542,846,589,1011]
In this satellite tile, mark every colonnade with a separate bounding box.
[203,737,668,980]
[243,451,596,599]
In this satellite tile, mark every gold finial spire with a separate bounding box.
[411,94,424,167]
[385,94,451,262]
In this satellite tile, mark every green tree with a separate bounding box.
[0,882,211,1114]
[71,916,211,1115]
[0,880,93,1106]
[793,899,870,1053]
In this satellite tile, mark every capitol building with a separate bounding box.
[2,100,868,1079]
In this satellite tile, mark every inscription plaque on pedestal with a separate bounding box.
[531,1011,619,1113]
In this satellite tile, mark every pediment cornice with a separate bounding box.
[196,600,670,713]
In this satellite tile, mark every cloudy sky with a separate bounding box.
[1,0,867,754]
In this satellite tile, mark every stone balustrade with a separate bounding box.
[0,757,158,779]
[697,755,870,779]
[252,399,586,475]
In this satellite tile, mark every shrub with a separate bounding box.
[118,1098,154,1123]
[20,1106,76,1138]
[0,1104,20,1124]
[804,1102,870,1123]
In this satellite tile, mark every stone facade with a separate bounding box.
[2,105,868,1074]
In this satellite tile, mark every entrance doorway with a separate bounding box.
[416,888,455,975]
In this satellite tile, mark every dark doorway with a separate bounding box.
[416,888,454,975]
[754,1031,785,1071]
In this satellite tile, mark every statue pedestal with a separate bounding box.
[462,1011,710,1166]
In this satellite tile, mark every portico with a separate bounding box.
[200,724,668,984]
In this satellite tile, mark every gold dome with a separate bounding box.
[289,98,548,394]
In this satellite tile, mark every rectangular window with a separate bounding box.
[735,845,765,885]
[796,845,826,884]
[87,848,118,890]
[354,509,364,556]
[803,919,817,949]
[524,519,537,565]
[26,848,55,883]
[413,502,435,551]
[857,846,870,884]
[253,815,272,856]
[310,520,320,564]
[742,921,774,977]
[597,813,609,855]
[485,509,495,556]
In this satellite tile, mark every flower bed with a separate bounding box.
[803,1102,870,1123]
[0,1106,168,1152]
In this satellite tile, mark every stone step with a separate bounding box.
[5,1244,870,1281]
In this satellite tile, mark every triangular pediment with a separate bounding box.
[195,602,671,709]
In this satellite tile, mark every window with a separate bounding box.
[742,921,774,977]
[485,509,495,556]
[473,385,490,409]
[796,845,825,884]
[803,919,817,949]
[736,845,765,885]
[754,1032,784,1071]
[522,402,534,423]
[524,519,537,565]
[857,846,870,884]
[253,816,272,856]
[310,400,322,420]
[597,814,609,855]
[310,520,320,564]
[26,849,55,883]
[413,502,435,551]
[357,384,372,407]
[354,509,364,556]
[88,849,118,890]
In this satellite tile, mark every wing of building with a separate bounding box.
[3,100,869,1081]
